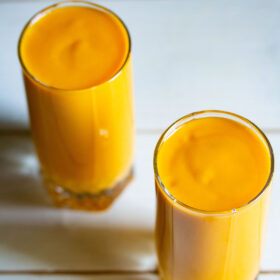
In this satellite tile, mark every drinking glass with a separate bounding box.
[18,1,134,211]
[154,111,274,280]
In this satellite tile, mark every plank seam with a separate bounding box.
[0,270,279,275]
[0,270,158,275]
[0,128,280,136]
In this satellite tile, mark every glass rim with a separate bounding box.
[153,110,274,216]
[17,0,132,92]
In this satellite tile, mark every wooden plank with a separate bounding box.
[262,134,280,271]
[243,276,279,280]
[1,0,280,130]
[259,275,280,280]
[0,133,280,271]
[0,275,158,280]
[0,273,279,279]
[0,134,157,271]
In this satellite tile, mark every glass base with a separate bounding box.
[45,168,133,211]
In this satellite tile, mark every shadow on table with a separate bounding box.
[0,131,157,273]
[0,134,53,207]
[0,134,157,272]
[0,223,156,272]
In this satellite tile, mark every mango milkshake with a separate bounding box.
[18,2,134,210]
[154,111,273,280]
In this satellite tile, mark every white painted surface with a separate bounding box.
[0,134,157,271]
[0,133,279,271]
[1,0,280,129]
[1,0,280,277]
[0,276,278,280]
[0,276,158,280]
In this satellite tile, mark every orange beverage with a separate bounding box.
[154,111,274,280]
[18,1,134,210]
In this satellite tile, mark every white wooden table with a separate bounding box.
[1,0,280,279]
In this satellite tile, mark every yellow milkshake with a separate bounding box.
[18,2,134,210]
[154,111,273,280]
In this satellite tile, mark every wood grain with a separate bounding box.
[1,0,280,277]
[0,272,279,279]
[0,133,279,272]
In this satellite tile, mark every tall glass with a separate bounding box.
[154,111,274,280]
[18,1,134,211]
